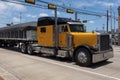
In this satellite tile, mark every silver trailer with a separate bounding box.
[0,22,37,49]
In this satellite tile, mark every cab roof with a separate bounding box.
[38,17,81,26]
[67,22,83,25]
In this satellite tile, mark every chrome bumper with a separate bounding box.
[92,49,113,63]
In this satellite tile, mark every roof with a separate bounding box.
[67,22,83,25]
[13,21,37,27]
[0,21,37,31]
[38,17,74,26]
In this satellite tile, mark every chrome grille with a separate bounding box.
[99,35,110,51]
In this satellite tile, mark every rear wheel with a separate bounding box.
[27,44,34,55]
[0,43,2,47]
[75,48,91,66]
[21,43,27,53]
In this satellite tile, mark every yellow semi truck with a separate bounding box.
[0,17,113,66]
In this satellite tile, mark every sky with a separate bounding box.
[0,0,119,32]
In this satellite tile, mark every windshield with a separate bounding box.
[69,24,85,32]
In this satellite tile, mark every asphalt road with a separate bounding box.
[0,46,120,80]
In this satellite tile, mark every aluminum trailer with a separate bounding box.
[0,22,37,48]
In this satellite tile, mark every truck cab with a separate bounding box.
[36,17,113,66]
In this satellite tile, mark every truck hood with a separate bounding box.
[70,32,98,47]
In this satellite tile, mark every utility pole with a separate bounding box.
[114,12,116,34]
[110,6,112,33]
[118,7,120,46]
[103,24,105,32]
[75,12,78,20]
[55,8,58,48]
[106,10,109,33]
[20,12,22,24]
[48,4,58,47]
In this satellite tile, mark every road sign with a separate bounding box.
[25,0,35,4]
[67,9,74,14]
[48,4,56,10]
[83,20,87,23]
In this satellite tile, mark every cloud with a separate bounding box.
[94,1,115,7]
[39,13,48,17]
[0,1,26,24]
[76,2,94,7]
[0,2,7,11]
[51,11,60,15]
[13,17,20,23]
[0,1,26,12]
[26,14,37,18]
[7,2,26,11]
[89,20,94,24]
[72,0,116,8]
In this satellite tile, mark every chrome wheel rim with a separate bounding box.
[78,52,87,63]
[27,46,32,54]
[21,45,25,52]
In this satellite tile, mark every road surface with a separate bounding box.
[0,46,120,80]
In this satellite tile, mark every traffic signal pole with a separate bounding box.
[75,12,78,20]
[118,7,120,46]
[106,10,109,33]
[54,8,58,48]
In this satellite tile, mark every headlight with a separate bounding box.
[92,33,100,50]
[93,45,98,49]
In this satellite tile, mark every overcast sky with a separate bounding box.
[0,0,119,32]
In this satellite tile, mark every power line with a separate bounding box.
[37,0,106,16]
[0,0,47,9]
[0,0,118,19]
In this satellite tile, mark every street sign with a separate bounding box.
[25,0,35,4]
[83,20,87,23]
[48,4,56,10]
[67,9,74,14]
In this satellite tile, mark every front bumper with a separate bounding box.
[92,49,113,63]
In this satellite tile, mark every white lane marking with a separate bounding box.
[114,49,120,52]
[37,58,120,80]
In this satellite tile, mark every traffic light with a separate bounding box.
[25,0,35,4]
[48,4,57,10]
[66,9,74,14]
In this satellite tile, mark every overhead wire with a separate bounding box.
[0,0,118,19]
[37,0,107,17]
[0,0,47,9]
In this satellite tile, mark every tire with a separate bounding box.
[21,43,27,53]
[0,43,2,47]
[27,44,34,55]
[3,43,7,47]
[0,44,3,47]
[75,48,91,66]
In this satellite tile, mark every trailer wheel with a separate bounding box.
[27,44,34,55]
[21,44,27,53]
[75,48,91,66]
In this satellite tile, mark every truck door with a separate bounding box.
[59,25,68,48]
[37,25,54,47]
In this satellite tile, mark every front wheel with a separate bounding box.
[75,48,91,66]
